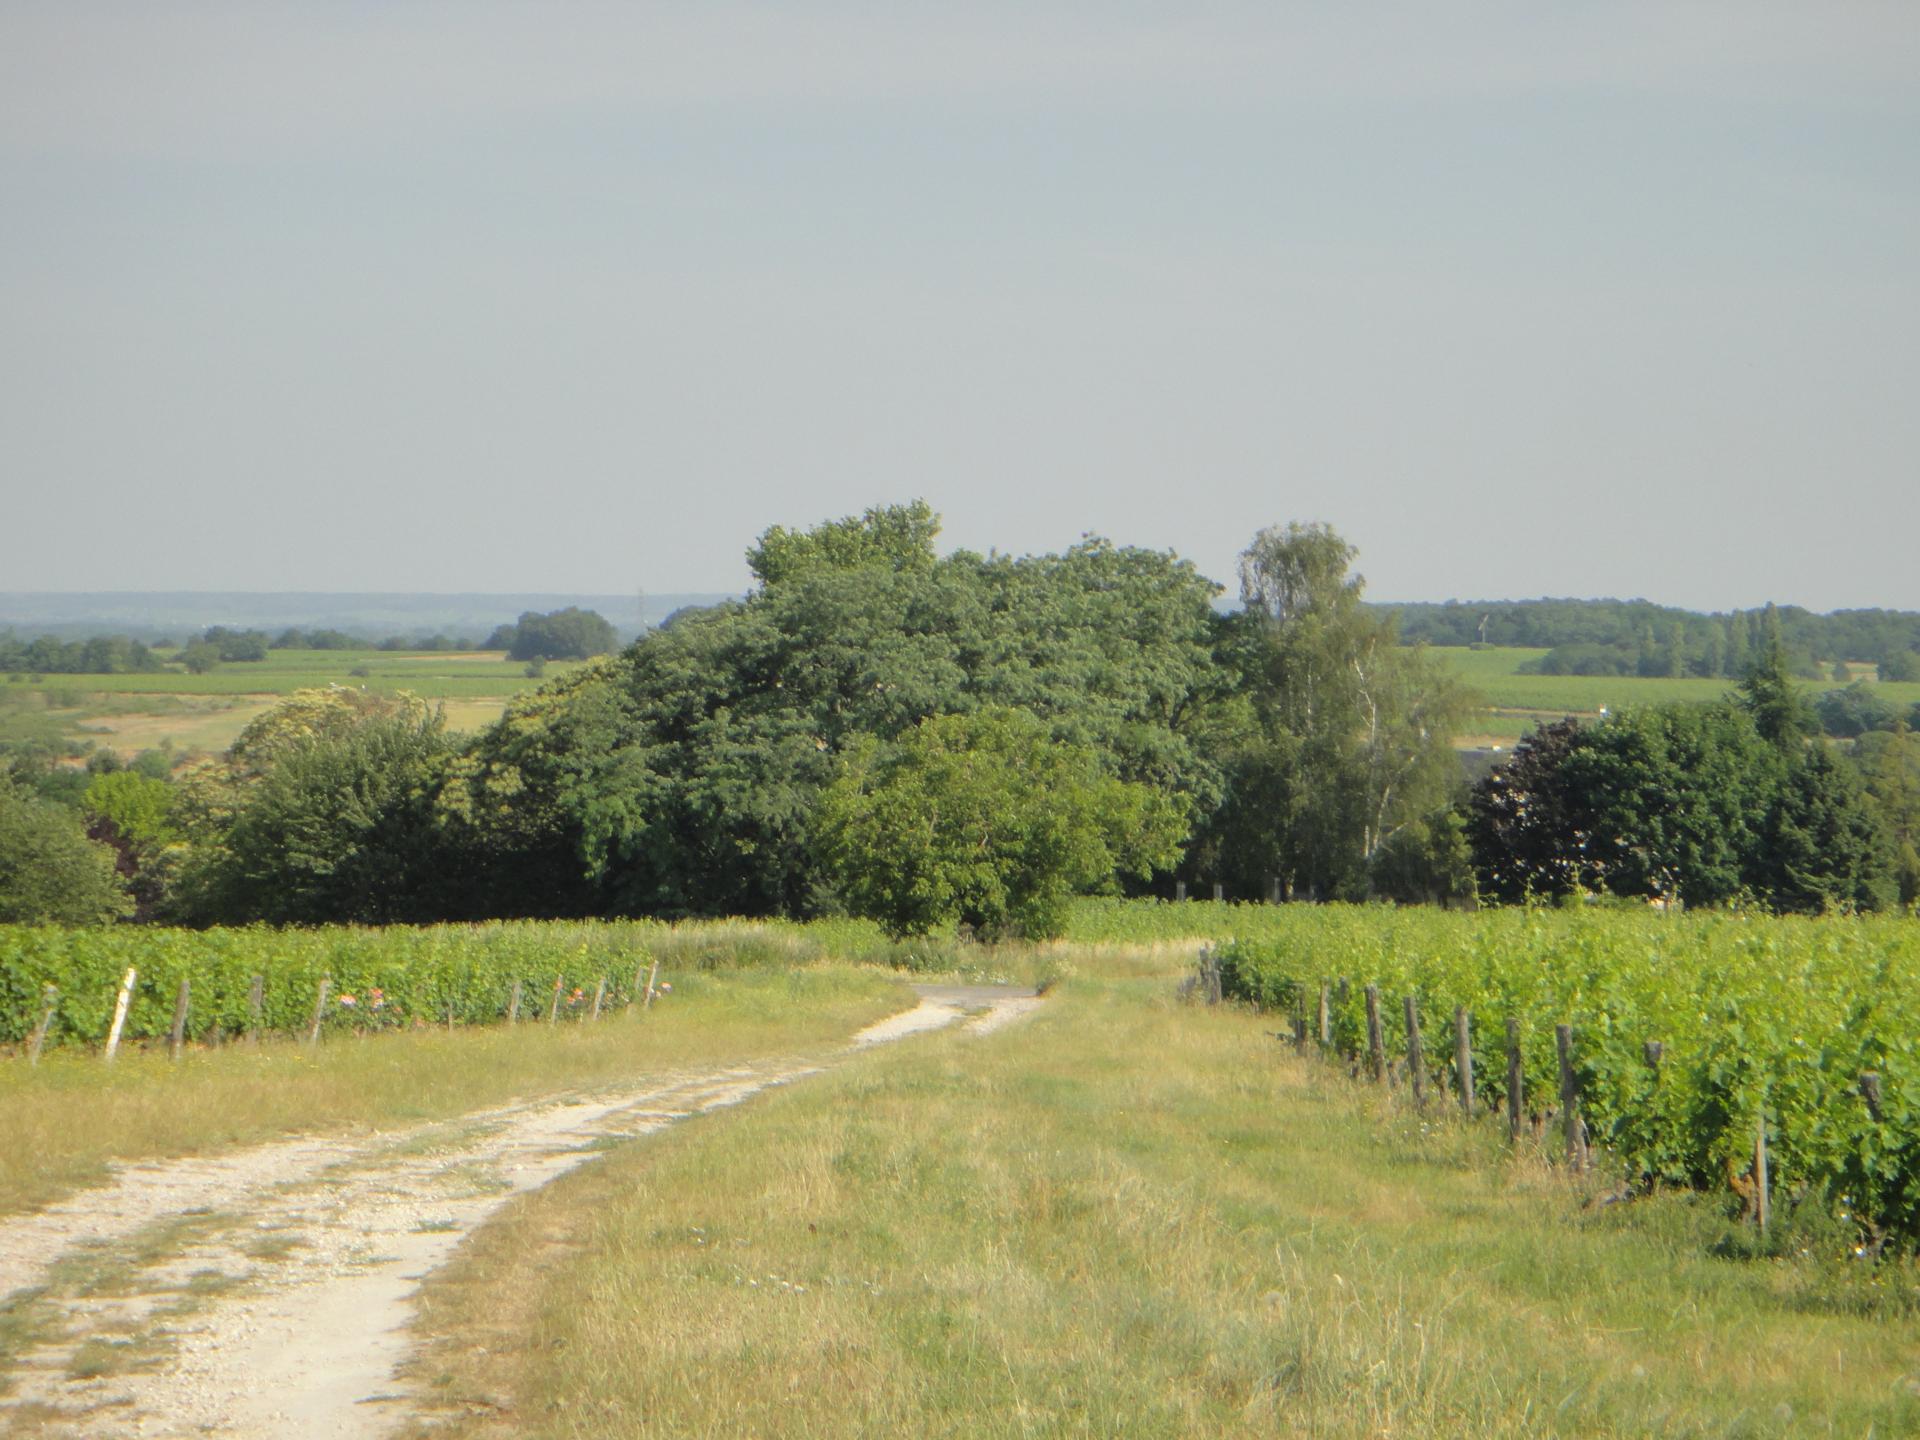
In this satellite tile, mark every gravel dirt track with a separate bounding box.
[0,986,1039,1438]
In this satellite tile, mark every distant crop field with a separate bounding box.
[1,650,590,756]
[1428,645,1920,731]
[78,697,272,756]
[65,649,585,700]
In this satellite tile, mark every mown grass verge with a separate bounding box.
[404,977,1920,1439]
[0,965,907,1218]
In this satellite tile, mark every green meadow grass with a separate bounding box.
[404,975,1920,1439]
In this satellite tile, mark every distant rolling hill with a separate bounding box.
[0,593,737,644]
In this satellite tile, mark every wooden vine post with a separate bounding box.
[1364,985,1385,1083]
[1195,946,1222,1006]
[629,960,647,1009]
[27,984,59,1066]
[308,976,331,1045]
[1859,1071,1884,1122]
[1754,1103,1770,1233]
[547,974,564,1025]
[103,967,138,1064]
[1403,994,1427,1108]
[643,953,661,1011]
[508,978,523,1025]
[589,977,607,1022]
[1317,984,1331,1049]
[1505,1016,1522,1142]
[169,978,192,1061]
[1556,1024,1587,1171]
[1454,1006,1474,1116]
[246,974,264,1044]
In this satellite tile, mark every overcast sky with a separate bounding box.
[3,2,1916,610]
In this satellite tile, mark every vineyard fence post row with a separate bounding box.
[28,952,662,1060]
[1292,980,1802,1230]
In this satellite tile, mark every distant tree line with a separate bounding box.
[215,615,613,658]
[270,627,366,650]
[4,506,1915,931]
[0,631,166,676]
[482,608,618,662]
[2,617,611,680]
[1389,599,1920,679]
[271,628,485,652]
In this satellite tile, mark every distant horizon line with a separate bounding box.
[4,589,1916,618]
[0,589,736,600]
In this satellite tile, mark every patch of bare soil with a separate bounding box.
[0,994,1039,1438]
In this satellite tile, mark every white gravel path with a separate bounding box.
[0,989,1040,1438]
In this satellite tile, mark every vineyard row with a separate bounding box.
[1213,907,1920,1246]
[0,922,670,1053]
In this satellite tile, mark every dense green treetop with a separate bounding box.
[1815,682,1905,739]
[1855,722,1920,907]
[746,500,940,587]
[431,515,1225,920]
[1466,717,1595,905]
[1470,699,1895,913]
[0,781,132,925]
[206,704,452,925]
[1757,744,1895,915]
[493,607,618,662]
[229,687,432,779]
[815,707,1186,939]
[1560,702,1787,906]
[82,771,177,852]
[1739,605,1815,747]
[435,659,654,918]
[200,627,269,662]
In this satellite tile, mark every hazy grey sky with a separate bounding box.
[4,2,1916,610]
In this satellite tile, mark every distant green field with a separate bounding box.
[0,651,596,756]
[57,649,586,700]
[1432,646,1920,723]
